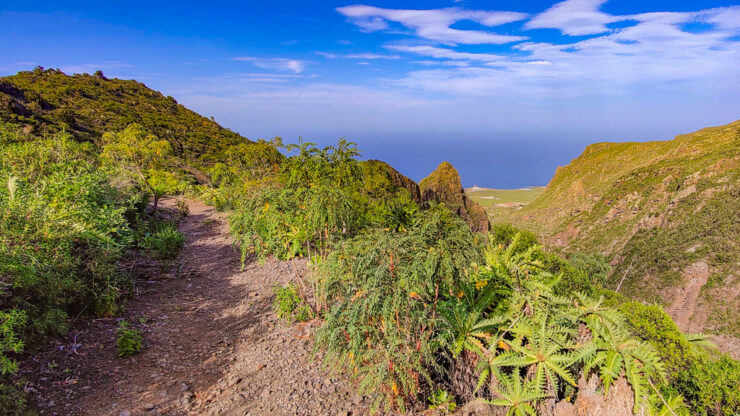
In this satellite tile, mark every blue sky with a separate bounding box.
[2,1,740,187]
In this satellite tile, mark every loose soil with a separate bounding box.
[19,199,367,415]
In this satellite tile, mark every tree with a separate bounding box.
[100,123,173,213]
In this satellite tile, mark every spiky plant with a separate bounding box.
[438,279,507,400]
[487,371,545,416]
[504,313,578,397]
[581,314,665,413]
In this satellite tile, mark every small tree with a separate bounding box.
[101,123,173,213]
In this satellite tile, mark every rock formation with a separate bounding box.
[420,161,490,233]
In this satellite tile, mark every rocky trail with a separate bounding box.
[20,199,367,415]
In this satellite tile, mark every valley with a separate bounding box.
[0,69,738,416]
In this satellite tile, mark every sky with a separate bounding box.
[2,0,740,187]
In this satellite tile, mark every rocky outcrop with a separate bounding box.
[420,162,490,233]
[362,160,421,203]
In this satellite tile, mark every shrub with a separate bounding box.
[116,320,143,358]
[0,310,26,375]
[175,199,190,217]
[428,389,456,413]
[315,205,482,412]
[273,283,312,323]
[230,140,422,265]
[141,222,185,260]
[621,301,740,415]
[0,132,141,348]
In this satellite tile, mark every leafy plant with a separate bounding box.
[273,283,312,323]
[0,310,26,375]
[141,221,185,260]
[315,205,482,412]
[428,389,456,413]
[116,320,143,358]
[486,372,544,416]
[100,123,174,213]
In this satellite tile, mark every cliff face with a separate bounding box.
[420,162,490,233]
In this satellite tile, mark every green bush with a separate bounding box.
[0,128,144,407]
[273,283,312,323]
[141,222,185,260]
[230,140,418,264]
[315,205,483,412]
[116,320,143,358]
[621,301,740,415]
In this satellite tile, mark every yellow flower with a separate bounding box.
[475,280,488,290]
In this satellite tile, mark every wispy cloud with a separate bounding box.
[526,0,617,36]
[232,57,309,73]
[336,5,528,44]
[317,51,401,59]
[386,45,504,63]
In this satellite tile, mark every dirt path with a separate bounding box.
[21,199,366,415]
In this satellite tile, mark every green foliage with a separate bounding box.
[141,221,185,260]
[175,198,189,217]
[0,310,26,375]
[116,320,143,358]
[0,125,144,404]
[441,234,668,414]
[315,206,482,412]
[428,389,456,413]
[0,69,247,161]
[101,123,174,212]
[230,139,419,264]
[486,372,544,416]
[0,381,34,416]
[621,301,740,415]
[273,283,312,323]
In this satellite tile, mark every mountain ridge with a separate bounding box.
[505,118,740,347]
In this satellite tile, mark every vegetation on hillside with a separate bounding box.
[0,67,247,162]
[0,121,186,413]
[224,133,738,414]
[505,119,740,339]
[0,70,736,415]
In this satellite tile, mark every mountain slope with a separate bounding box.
[507,119,740,341]
[420,161,490,233]
[0,68,248,161]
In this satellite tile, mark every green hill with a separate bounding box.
[506,119,740,344]
[0,67,248,162]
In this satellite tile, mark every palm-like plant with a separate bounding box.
[438,279,507,400]
[487,372,545,416]
[581,316,665,413]
[504,314,578,397]
[483,233,544,290]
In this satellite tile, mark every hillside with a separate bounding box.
[506,119,740,343]
[0,67,248,162]
[1,68,736,415]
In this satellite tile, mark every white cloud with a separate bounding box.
[345,52,401,59]
[318,51,401,59]
[526,0,617,35]
[232,57,308,73]
[336,5,528,44]
[386,44,504,63]
[696,6,740,30]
